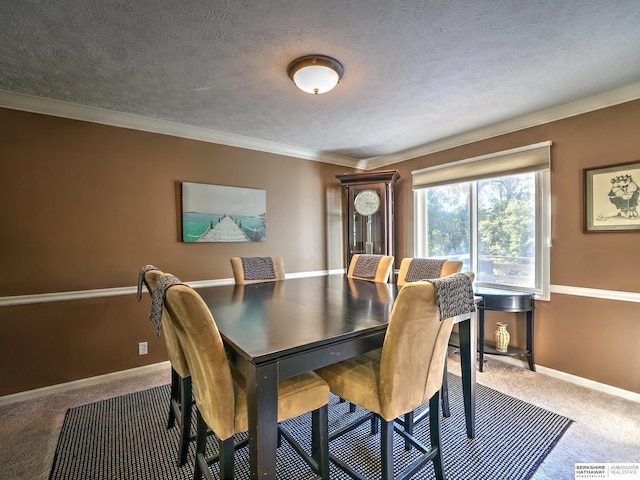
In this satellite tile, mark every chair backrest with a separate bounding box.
[163,282,237,441]
[347,254,394,283]
[230,256,286,285]
[143,269,190,379]
[377,272,474,421]
[396,258,463,286]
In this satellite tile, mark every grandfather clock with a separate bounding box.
[336,170,400,270]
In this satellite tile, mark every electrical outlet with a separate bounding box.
[138,341,148,355]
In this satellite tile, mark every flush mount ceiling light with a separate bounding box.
[287,55,344,95]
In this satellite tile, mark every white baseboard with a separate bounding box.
[486,355,640,403]
[2,272,638,406]
[4,355,638,407]
[0,361,171,407]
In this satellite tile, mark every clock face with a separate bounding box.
[354,189,381,216]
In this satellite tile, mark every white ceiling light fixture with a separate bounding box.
[287,55,344,95]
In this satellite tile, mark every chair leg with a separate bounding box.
[429,392,446,480]
[380,419,395,479]
[370,414,379,434]
[403,411,414,451]
[177,376,193,466]
[339,396,357,413]
[312,405,330,479]
[218,437,235,480]
[441,357,451,418]
[168,367,180,429]
[193,411,208,480]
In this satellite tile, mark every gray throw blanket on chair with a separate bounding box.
[241,257,276,281]
[136,264,160,302]
[352,255,382,279]
[149,274,188,337]
[429,273,476,320]
[405,258,445,282]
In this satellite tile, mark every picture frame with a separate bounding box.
[181,182,267,242]
[583,160,640,232]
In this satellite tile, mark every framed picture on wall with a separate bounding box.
[584,160,640,232]
[181,182,267,242]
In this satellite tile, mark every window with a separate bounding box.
[413,142,551,299]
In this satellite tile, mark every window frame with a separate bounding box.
[412,143,551,300]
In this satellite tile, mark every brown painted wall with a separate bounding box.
[0,108,348,395]
[1,100,639,397]
[388,99,640,393]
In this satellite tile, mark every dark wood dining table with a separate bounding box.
[197,274,477,479]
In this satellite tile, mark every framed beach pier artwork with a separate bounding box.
[584,160,640,232]
[181,182,267,242]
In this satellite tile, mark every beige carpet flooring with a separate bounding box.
[1,353,638,480]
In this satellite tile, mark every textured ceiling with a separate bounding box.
[1,0,640,164]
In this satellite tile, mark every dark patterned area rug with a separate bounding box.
[49,374,572,479]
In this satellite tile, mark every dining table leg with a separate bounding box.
[457,311,477,438]
[245,362,279,479]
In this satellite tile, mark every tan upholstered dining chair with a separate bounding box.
[397,257,464,415]
[347,254,395,283]
[395,258,467,451]
[162,280,330,480]
[315,276,474,480]
[396,257,463,286]
[142,268,193,467]
[343,253,395,411]
[230,256,285,285]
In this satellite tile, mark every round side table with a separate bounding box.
[476,287,535,372]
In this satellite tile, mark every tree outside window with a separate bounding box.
[423,172,537,289]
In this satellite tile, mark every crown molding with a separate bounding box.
[2,82,639,171]
[363,81,640,170]
[0,90,360,168]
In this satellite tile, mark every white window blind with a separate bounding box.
[412,141,551,190]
